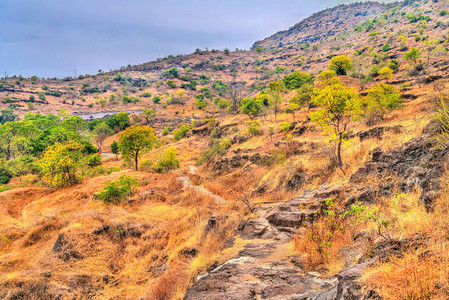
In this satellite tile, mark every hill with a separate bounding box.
[1,0,449,299]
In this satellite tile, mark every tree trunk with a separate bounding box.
[134,150,139,171]
[336,134,346,175]
[337,139,342,168]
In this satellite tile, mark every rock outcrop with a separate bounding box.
[350,127,449,210]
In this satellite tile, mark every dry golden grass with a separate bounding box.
[363,246,449,299]
[0,166,244,299]
[148,264,189,300]
[361,175,449,299]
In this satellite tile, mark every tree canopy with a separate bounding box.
[310,83,360,170]
[328,55,352,75]
[119,125,157,170]
[283,71,313,90]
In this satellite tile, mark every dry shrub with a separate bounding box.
[189,174,202,186]
[181,188,216,207]
[1,279,52,300]
[147,264,189,300]
[293,213,353,272]
[203,182,230,199]
[165,174,183,195]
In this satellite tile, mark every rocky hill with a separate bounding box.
[1,0,449,299]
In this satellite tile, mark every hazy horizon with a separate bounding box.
[1,0,392,78]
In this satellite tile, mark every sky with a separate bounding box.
[1,0,389,78]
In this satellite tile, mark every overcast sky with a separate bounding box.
[1,0,390,78]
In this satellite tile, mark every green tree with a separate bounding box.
[378,67,393,81]
[317,70,340,85]
[0,122,34,160]
[39,141,83,187]
[329,55,352,75]
[143,108,156,124]
[111,141,120,158]
[404,47,421,65]
[309,83,360,171]
[268,80,286,121]
[119,125,157,170]
[283,71,313,90]
[286,102,300,122]
[93,122,113,152]
[107,111,130,131]
[0,109,17,125]
[60,116,87,132]
[362,83,402,125]
[422,39,439,74]
[240,97,263,118]
[290,83,315,111]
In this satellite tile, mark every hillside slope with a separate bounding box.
[1,0,449,299]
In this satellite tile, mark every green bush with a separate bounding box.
[152,147,180,173]
[240,97,263,117]
[139,159,153,172]
[283,71,313,90]
[280,122,292,135]
[163,68,179,78]
[0,167,12,184]
[173,124,192,141]
[247,120,263,136]
[122,95,140,104]
[194,97,208,110]
[166,79,176,88]
[162,126,172,136]
[96,175,138,205]
[140,92,152,98]
[3,97,14,103]
[87,154,102,167]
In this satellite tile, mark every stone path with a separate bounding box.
[184,186,344,300]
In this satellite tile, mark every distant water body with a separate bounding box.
[73,110,143,121]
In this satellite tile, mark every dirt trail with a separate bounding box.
[177,165,226,205]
